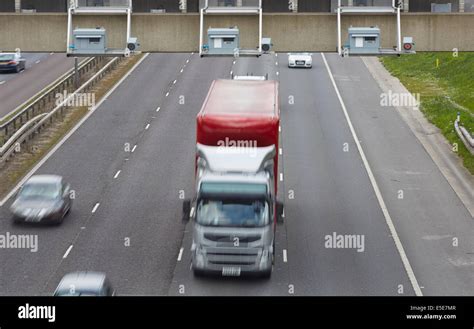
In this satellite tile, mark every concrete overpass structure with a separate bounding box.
[4,1,474,13]
[1,11,473,52]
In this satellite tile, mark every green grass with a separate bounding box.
[381,52,474,174]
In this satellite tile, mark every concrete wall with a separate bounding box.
[1,13,473,52]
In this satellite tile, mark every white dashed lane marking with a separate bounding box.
[63,245,73,259]
[92,203,100,213]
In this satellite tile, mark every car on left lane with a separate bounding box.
[0,53,26,73]
[10,175,72,225]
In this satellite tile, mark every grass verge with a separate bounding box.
[381,52,474,174]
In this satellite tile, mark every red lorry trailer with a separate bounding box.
[196,79,280,194]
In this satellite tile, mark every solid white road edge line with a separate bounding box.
[321,52,423,297]
[0,53,150,207]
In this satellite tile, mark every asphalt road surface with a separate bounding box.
[0,53,80,119]
[0,53,471,296]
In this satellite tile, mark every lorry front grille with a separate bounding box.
[208,256,256,266]
[205,247,259,266]
[204,233,261,244]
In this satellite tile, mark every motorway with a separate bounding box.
[0,53,80,119]
[0,52,472,296]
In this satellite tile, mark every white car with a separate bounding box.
[288,53,312,68]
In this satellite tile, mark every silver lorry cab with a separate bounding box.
[183,144,280,278]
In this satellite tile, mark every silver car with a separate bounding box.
[54,272,115,296]
[10,175,72,225]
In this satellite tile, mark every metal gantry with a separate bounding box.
[337,0,402,56]
[67,0,133,57]
[199,0,263,57]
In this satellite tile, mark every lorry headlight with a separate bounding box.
[195,244,206,257]
[196,245,204,255]
[260,249,271,268]
[194,244,205,267]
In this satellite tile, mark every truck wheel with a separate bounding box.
[261,268,272,279]
[272,241,275,265]
[193,268,205,277]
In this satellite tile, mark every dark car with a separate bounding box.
[0,53,26,73]
[54,272,115,296]
[10,175,72,225]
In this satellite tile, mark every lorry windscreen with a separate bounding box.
[196,199,270,228]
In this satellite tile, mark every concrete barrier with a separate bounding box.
[1,12,473,52]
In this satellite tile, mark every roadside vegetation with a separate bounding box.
[381,52,474,174]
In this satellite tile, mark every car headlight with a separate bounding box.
[16,208,32,217]
[38,209,50,217]
[40,207,60,218]
[22,209,32,216]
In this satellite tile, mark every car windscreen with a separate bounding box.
[196,199,269,228]
[0,54,14,61]
[19,183,60,200]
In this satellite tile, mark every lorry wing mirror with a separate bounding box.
[276,201,284,224]
[182,199,191,222]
